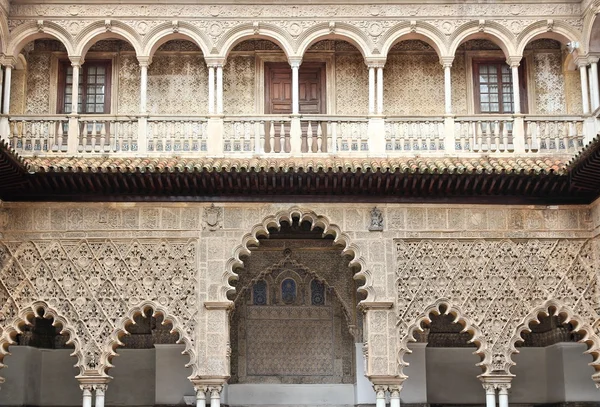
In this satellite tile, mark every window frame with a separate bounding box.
[472,58,528,114]
[57,59,112,114]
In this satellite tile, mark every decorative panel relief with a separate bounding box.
[117,54,141,115]
[395,238,599,376]
[532,50,567,114]
[335,53,368,115]
[0,239,199,377]
[565,69,583,114]
[224,55,256,115]
[147,54,208,115]
[24,53,51,114]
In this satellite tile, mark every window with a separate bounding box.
[281,278,297,304]
[252,280,268,305]
[58,60,112,114]
[310,279,325,306]
[473,60,527,114]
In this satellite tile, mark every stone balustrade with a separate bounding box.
[3,113,595,158]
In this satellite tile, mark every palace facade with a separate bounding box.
[0,1,600,406]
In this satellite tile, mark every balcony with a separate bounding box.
[3,113,594,159]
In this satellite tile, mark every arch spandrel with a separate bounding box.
[7,21,75,57]
[378,21,448,59]
[74,20,143,58]
[142,22,213,58]
[217,23,295,59]
[447,20,517,59]
[295,22,374,59]
[516,20,583,57]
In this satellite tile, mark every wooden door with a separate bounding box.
[265,62,326,114]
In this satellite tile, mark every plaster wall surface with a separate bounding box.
[154,344,194,405]
[226,383,355,406]
[401,343,427,404]
[39,349,80,407]
[511,347,548,404]
[559,343,599,402]
[105,349,156,407]
[355,343,376,404]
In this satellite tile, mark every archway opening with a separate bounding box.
[403,307,483,406]
[228,216,363,406]
[511,312,598,404]
[0,310,79,407]
[108,308,193,407]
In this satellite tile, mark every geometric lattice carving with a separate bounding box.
[0,239,198,380]
[396,239,600,382]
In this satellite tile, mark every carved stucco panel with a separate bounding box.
[565,70,583,114]
[24,53,51,114]
[117,54,141,115]
[224,55,255,115]
[335,53,368,116]
[532,50,567,114]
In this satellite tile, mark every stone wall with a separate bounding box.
[0,202,597,383]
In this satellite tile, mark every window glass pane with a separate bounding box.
[96,95,105,104]
[96,105,105,113]
[488,65,497,74]
[480,65,488,74]
[502,65,510,74]
[490,94,498,103]
[97,76,105,84]
[490,103,499,111]
[96,85,104,94]
[97,66,105,75]
[488,74,497,83]
[480,84,488,93]
[479,75,488,83]
[481,104,489,112]
[87,66,96,75]
[481,94,489,103]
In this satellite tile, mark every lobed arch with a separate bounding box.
[516,20,583,57]
[142,22,213,59]
[296,22,373,59]
[378,21,447,59]
[397,299,491,381]
[7,21,75,57]
[74,20,143,59]
[100,301,197,379]
[448,20,517,60]
[507,300,600,386]
[0,301,84,381]
[222,207,374,305]
[217,22,295,60]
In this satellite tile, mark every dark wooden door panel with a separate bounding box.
[265,62,326,114]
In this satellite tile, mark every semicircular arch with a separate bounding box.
[507,300,600,385]
[142,22,213,58]
[7,21,75,56]
[583,9,600,53]
[75,21,143,57]
[0,301,84,380]
[397,299,491,380]
[99,301,197,378]
[296,22,373,58]
[217,23,295,59]
[379,21,447,58]
[448,21,516,59]
[516,20,582,57]
[222,207,374,305]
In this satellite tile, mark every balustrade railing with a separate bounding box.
[78,115,139,153]
[9,116,68,154]
[455,116,514,153]
[3,114,595,158]
[385,118,445,153]
[147,117,208,153]
[524,117,584,153]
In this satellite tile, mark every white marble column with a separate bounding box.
[374,385,387,407]
[2,63,12,114]
[510,61,521,114]
[209,385,222,407]
[208,65,215,114]
[139,59,149,114]
[443,62,452,114]
[80,385,93,407]
[498,384,510,407]
[70,58,82,115]
[579,60,590,114]
[390,385,401,407]
[94,384,106,407]
[484,384,496,407]
[291,59,301,115]
[368,65,375,115]
[195,386,207,407]
[589,58,599,111]
[376,66,384,115]
[216,65,224,115]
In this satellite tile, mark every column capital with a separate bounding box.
[0,55,17,68]
[137,56,152,67]
[373,384,388,395]
[79,384,94,393]
[506,56,522,67]
[588,55,600,65]
[205,58,226,68]
[366,58,386,69]
[194,385,208,395]
[440,56,454,68]
[497,383,511,393]
[389,384,402,396]
[69,56,84,67]
[288,57,302,69]
[208,385,223,396]
[94,384,108,394]
[576,56,590,68]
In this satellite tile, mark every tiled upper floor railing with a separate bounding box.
[2,113,594,159]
